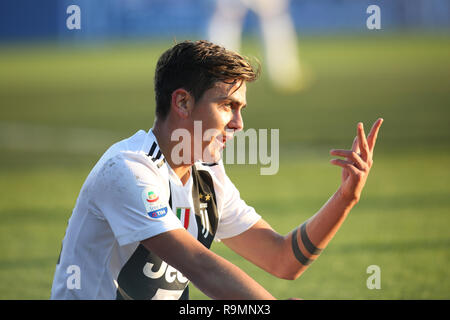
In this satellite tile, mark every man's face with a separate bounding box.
[190,80,247,163]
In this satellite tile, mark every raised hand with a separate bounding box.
[329,118,384,204]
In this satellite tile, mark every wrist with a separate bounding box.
[335,187,360,208]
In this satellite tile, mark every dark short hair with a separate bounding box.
[154,40,259,120]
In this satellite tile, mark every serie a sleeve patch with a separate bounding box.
[142,189,168,219]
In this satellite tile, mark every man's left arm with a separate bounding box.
[222,118,383,280]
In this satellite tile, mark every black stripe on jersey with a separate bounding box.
[152,150,162,161]
[147,142,157,157]
[168,181,173,210]
[201,162,218,167]
[146,141,165,168]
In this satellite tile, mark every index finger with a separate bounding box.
[367,118,384,151]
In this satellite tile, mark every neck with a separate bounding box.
[153,119,192,185]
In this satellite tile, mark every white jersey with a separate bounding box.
[50,129,261,300]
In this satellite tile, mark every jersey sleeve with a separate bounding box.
[214,165,261,241]
[93,153,183,246]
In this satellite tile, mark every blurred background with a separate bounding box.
[0,0,449,299]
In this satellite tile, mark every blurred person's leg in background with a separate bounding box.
[208,0,308,92]
[208,0,247,52]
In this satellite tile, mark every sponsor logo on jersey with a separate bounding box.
[148,207,168,218]
[143,260,188,284]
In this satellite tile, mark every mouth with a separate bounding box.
[220,133,234,148]
[211,134,232,151]
[212,136,225,150]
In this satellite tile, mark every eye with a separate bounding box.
[221,103,232,111]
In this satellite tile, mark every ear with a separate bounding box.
[170,88,194,119]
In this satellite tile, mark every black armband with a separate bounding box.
[291,228,313,266]
[291,223,324,266]
[300,222,323,255]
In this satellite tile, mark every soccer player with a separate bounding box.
[50,40,383,300]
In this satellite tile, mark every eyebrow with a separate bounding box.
[216,96,247,108]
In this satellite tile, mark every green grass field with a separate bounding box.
[0,33,449,299]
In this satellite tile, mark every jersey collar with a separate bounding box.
[143,128,166,170]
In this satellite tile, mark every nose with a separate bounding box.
[227,109,244,132]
